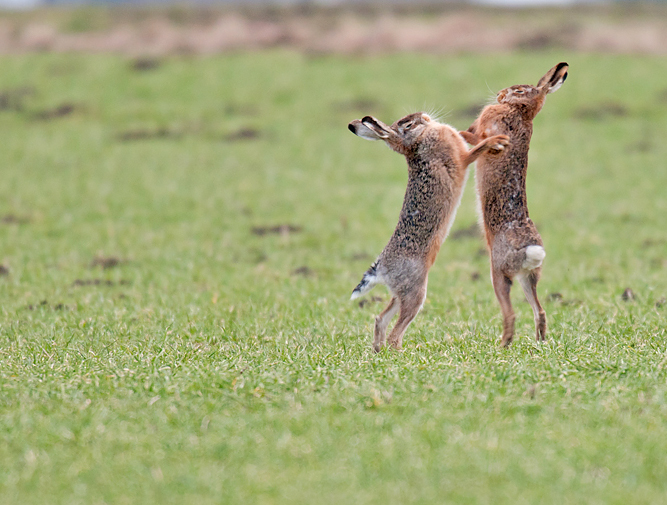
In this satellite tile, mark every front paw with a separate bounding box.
[489,135,510,154]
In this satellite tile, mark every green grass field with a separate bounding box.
[1,51,666,504]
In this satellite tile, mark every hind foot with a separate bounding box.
[499,332,514,347]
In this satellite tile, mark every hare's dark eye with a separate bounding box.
[404,122,413,130]
[514,89,525,95]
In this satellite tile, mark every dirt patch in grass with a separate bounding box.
[630,140,653,153]
[33,103,81,121]
[131,57,162,71]
[547,292,583,306]
[224,127,262,142]
[1,214,31,224]
[248,249,268,264]
[117,127,182,141]
[26,300,68,311]
[0,87,35,111]
[91,256,124,269]
[358,295,384,308]
[251,224,302,236]
[224,104,259,117]
[291,266,313,277]
[72,278,130,287]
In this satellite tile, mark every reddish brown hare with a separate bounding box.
[349,113,509,352]
[460,62,569,347]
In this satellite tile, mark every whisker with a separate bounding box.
[438,109,453,122]
[424,104,450,123]
[485,80,499,105]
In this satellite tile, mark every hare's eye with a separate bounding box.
[514,89,525,95]
[404,123,413,130]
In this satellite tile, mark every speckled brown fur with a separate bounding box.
[349,113,509,352]
[461,62,568,346]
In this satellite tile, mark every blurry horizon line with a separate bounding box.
[0,0,655,10]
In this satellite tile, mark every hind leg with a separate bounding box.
[373,296,399,353]
[491,268,515,347]
[518,270,547,342]
[386,280,427,351]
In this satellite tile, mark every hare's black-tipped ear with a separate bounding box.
[352,115,392,140]
[361,116,393,137]
[537,62,569,94]
[348,117,389,141]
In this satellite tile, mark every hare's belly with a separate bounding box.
[390,200,448,254]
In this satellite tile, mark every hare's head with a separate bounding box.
[348,112,436,156]
[496,62,568,115]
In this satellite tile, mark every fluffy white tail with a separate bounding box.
[522,245,546,270]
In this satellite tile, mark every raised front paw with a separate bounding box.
[489,135,510,154]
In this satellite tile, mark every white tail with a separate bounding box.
[522,245,546,270]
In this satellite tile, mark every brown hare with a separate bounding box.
[460,62,568,347]
[349,113,509,352]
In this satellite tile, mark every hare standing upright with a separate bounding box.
[349,113,509,352]
[460,62,568,347]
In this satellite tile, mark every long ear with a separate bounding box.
[348,116,393,141]
[536,62,569,94]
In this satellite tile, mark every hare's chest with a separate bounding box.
[402,171,450,224]
[482,115,530,142]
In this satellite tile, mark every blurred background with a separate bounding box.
[0,1,665,56]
